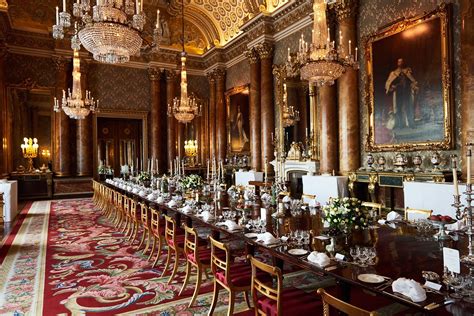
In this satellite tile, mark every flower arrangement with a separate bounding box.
[322,197,369,233]
[180,174,203,191]
[138,171,151,182]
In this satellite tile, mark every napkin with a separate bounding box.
[447,220,465,231]
[282,196,292,203]
[224,220,242,231]
[181,205,193,214]
[132,188,139,194]
[307,251,331,267]
[156,196,165,204]
[167,200,177,208]
[201,210,214,221]
[244,190,255,201]
[147,193,156,200]
[256,232,279,245]
[308,199,319,207]
[387,211,403,221]
[261,193,271,202]
[138,190,146,197]
[392,278,426,302]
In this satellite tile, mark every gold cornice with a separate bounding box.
[256,42,274,60]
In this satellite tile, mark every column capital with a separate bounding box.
[206,71,216,83]
[148,67,162,81]
[165,69,177,81]
[245,48,260,64]
[213,68,226,82]
[256,43,273,60]
[332,0,358,22]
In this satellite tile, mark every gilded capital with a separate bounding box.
[148,67,161,81]
[256,43,273,60]
[165,69,177,81]
[245,48,260,64]
[206,71,216,83]
[332,0,358,21]
[213,68,226,82]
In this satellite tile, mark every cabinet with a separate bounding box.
[9,172,53,200]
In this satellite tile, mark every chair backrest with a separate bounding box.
[138,202,149,226]
[183,224,200,262]
[149,207,162,237]
[404,207,432,221]
[362,201,383,218]
[317,288,377,316]
[130,199,137,218]
[301,193,316,204]
[209,236,231,284]
[123,196,130,214]
[249,255,283,316]
[164,215,180,249]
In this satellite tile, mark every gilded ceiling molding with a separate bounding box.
[148,67,162,81]
[256,42,274,60]
[331,0,358,22]
[244,48,260,64]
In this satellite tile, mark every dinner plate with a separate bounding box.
[357,274,385,284]
[288,249,308,256]
[244,233,258,238]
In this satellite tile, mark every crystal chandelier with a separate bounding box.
[287,0,358,86]
[281,83,300,127]
[52,0,161,64]
[54,50,98,120]
[167,3,200,124]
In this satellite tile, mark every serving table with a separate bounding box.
[106,181,474,314]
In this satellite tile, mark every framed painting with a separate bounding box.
[226,85,250,155]
[365,3,453,152]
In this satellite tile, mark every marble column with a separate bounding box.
[53,56,71,177]
[461,0,474,181]
[76,60,92,176]
[257,43,275,168]
[0,44,7,177]
[215,69,226,161]
[166,70,177,172]
[207,72,217,159]
[336,0,359,174]
[246,48,262,170]
[319,85,338,174]
[148,67,165,173]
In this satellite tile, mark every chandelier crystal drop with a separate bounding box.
[281,83,300,128]
[54,50,98,120]
[287,0,358,86]
[168,3,201,124]
[52,0,161,64]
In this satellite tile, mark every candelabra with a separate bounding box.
[184,139,198,167]
[21,137,39,172]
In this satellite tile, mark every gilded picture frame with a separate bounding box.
[226,85,250,156]
[365,3,453,152]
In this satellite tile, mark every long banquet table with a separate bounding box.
[106,181,474,315]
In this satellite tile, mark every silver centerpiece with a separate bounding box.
[413,154,423,172]
[377,156,386,171]
[393,153,407,172]
[430,152,442,171]
[366,153,375,170]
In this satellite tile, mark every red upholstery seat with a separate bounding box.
[167,235,185,248]
[216,263,271,288]
[187,248,226,265]
[257,287,323,316]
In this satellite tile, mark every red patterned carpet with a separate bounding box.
[0,199,334,315]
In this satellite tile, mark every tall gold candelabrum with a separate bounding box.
[21,137,39,172]
[184,139,198,167]
[452,145,474,271]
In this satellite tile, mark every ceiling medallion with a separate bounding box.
[287,0,358,86]
[52,0,161,64]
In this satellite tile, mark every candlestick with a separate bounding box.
[468,145,472,185]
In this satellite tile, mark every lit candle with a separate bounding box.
[63,0,66,12]
[207,159,210,180]
[136,0,139,13]
[156,9,160,28]
[468,147,472,185]
[348,40,351,56]
[453,158,459,196]
[327,27,330,43]
[287,47,291,62]
[220,160,224,180]
[355,47,358,62]
[56,6,59,25]
[170,160,173,175]
[339,30,342,44]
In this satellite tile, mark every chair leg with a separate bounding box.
[153,238,163,268]
[143,230,152,254]
[137,225,147,249]
[160,247,171,277]
[131,222,139,244]
[125,219,132,238]
[244,290,251,309]
[147,237,157,261]
[227,291,236,316]
[208,281,221,316]
[188,267,203,308]
[179,261,192,296]
[167,249,180,285]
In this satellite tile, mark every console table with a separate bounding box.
[9,172,53,200]
[0,180,18,222]
[348,170,456,210]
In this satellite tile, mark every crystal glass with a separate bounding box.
[52,24,65,40]
[350,246,359,264]
[366,247,377,265]
[357,247,369,267]
[59,11,72,28]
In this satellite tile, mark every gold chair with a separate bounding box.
[128,198,139,243]
[301,193,316,204]
[250,255,322,316]
[149,207,164,265]
[179,224,212,307]
[161,215,186,284]
[362,201,383,220]
[317,288,377,316]
[137,202,152,254]
[208,236,252,316]
[404,207,433,221]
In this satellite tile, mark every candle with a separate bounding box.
[156,9,160,28]
[452,156,459,196]
[468,147,472,185]
[56,6,59,25]
[287,47,291,62]
[63,0,66,12]
[220,160,224,180]
[355,47,358,62]
[348,40,351,56]
[156,158,159,174]
[327,27,330,43]
[136,0,139,13]
[207,159,210,180]
[264,157,268,182]
[170,160,173,175]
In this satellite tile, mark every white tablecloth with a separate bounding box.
[403,181,466,218]
[235,171,264,186]
[302,175,349,205]
[0,181,18,222]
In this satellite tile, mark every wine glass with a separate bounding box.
[366,247,377,265]
[358,247,369,267]
[350,247,360,265]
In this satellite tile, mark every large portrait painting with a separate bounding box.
[365,3,453,151]
[226,85,250,154]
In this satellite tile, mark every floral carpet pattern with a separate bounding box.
[0,199,332,316]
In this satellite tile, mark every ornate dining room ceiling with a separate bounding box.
[5,0,290,55]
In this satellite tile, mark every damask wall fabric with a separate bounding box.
[188,74,210,99]
[226,60,251,90]
[358,0,462,168]
[6,54,56,87]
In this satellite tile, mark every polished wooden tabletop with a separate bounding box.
[108,182,474,314]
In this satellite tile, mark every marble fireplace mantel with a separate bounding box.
[270,160,320,178]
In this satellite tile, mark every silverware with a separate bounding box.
[424,299,454,310]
